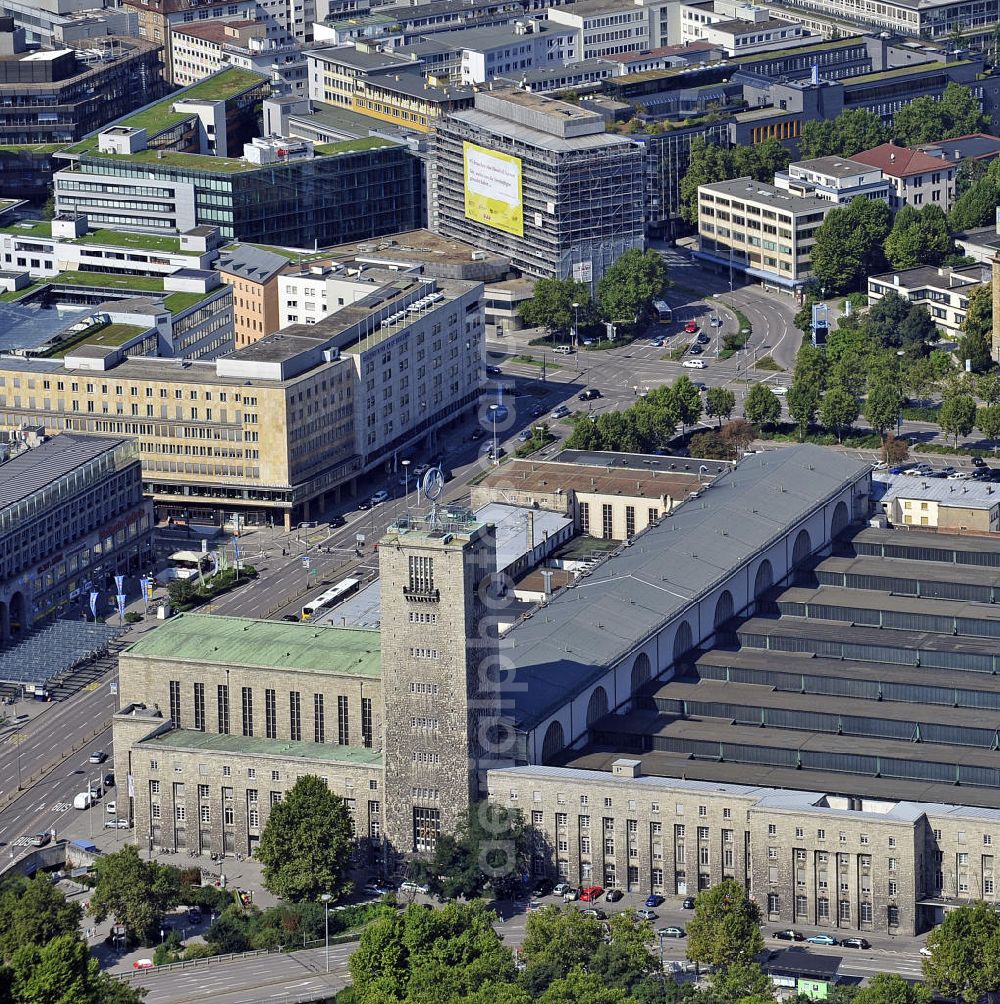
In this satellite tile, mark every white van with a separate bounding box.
[682,359,707,369]
[553,345,574,355]
[73,791,94,810]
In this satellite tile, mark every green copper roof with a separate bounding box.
[125,613,380,676]
[143,728,382,766]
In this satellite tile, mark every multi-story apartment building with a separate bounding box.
[546,0,672,61]
[867,263,989,337]
[0,434,153,643]
[696,177,833,294]
[305,43,414,107]
[434,87,645,282]
[0,24,165,148]
[354,72,474,132]
[53,69,424,248]
[850,142,957,212]
[217,245,290,348]
[277,263,381,328]
[774,155,891,204]
[433,20,574,85]
[678,0,818,55]
[0,271,481,526]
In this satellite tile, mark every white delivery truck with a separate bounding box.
[73,791,94,810]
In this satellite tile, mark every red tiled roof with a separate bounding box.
[172,19,261,43]
[850,142,951,178]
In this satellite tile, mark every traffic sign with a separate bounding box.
[302,556,311,569]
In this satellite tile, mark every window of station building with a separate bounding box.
[217,685,230,735]
[579,502,590,533]
[289,691,302,741]
[601,504,613,539]
[265,689,277,739]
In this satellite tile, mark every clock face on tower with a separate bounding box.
[422,467,445,501]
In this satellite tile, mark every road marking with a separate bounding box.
[54,802,71,812]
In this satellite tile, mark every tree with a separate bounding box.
[898,304,939,359]
[10,931,145,1004]
[863,375,902,442]
[686,879,764,970]
[519,907,604,992]
[892,82,989,146]
[947,176,999,233]
[349,901,515,1004]
[256,774,354,903]
[976,371,1000,405]
[413,803,530,902]
[597,249,667,325]
[673,375,703,430]
[955,156,987,198]
[590,913,657,992]
[820,387,860,442]
[810,197,891,294]
[0,874,82,963]
[744,383,781,428]
[679,137,731,225]
[537,967,634,1004]
[519,278,594,338]
[957,284,993,373]
[708,961,776,1003]
[799,108,889,158]
[884,205,953,269]
[939,392,978,446]
[720,418,755,457]
[923,900,1000,1003]
[977,404,1000,451]
[704,386,735,428]
[89,845,179,945]
[786,381,820,440]
[853,972,931,1004]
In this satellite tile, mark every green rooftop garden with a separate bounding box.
[0,144,67,154]
[164,290,214,313]
[0,281,42,303]
[0,220,52,238]
[51,272,164,292]
[70,229,196,255]
[47,321,147,358]
[314,136,397,156]
[847,60,968,85]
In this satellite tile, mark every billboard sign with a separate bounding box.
[463,142,523,237]
[572,260,593,283]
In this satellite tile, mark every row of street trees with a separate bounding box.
[519,250,668,340]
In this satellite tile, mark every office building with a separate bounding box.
[0,434,153,644]
[917,133,1000,166]
[696,177,833,294]
[0,0,137,49]
[471,453,732,539]
[774,155,891,204]
[434,88,645,282]
[171,19,308,95]
[53,68,423,247]
[217,245,291,348]
[546,0,672,61]
[867,263,989,338]
[354,72,474,133]
[0,24,165,148]
[0,270,481,526]
[850,142,957,211]
[677,0,818,55]
[277,263,382,328]
[876,474,1000,532]
[305,44,414,108]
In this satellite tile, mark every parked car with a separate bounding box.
[581,338,595,346]
[578,388,601,401]
[681,896,696,910]
[772,385,789,396]
[645,894,664,908]
[485,365,503,376]
[658,927,685,939]
[772,930,805,942]
[363,882,391,897]
[696,333,710,345]
[106,800,117,815]
[133,959,154,970]
[399,881,429,895]
[553,882,572,896]
[709,315,721,327]
[88,750,107,764]
[29,832,50,847]
[582,908,608,920]
[518,430,532,442]
[531,405,545,418]
[973,456,987,467]
[533,878,554,896]
[551,405,570,419]
[650,338,664,348]
[806,934,838,946]
[563,888,580,901]
[579,885,604,902]
[684,320,698,334]
[369,490,390,506]
[605,889,624,903]
[104,818,130,829]
[553,345,574,355]
[103,772,115,788]
[688,344,703,355]
[635,909,658,921]
[682,359,707,369]
[841,937,870,950]
[282,614,299,622]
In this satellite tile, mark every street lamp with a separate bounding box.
[896,349,906,437]
[490,405,500,465]
[571,302,580,349]
[321,893,332,973]
[401,459,411,502]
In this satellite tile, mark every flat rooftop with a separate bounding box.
[141,727,383,766]
[789,154,874,178]
[701,176,832,214]
[474,501,572,572]
[869,264,986,291]
[0,433,128,513]
[123,613,380,676]
[878,473,1000,508]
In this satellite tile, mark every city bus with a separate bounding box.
[301,577,361,620]
[653,301,673,325]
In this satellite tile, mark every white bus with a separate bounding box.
[301,577,361,620]
[653,301,673,324]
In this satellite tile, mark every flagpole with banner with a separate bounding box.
[89,591,99,623]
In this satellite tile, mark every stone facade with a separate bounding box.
[378,518,499,857]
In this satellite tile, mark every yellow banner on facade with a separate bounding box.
[463,141,523,238]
